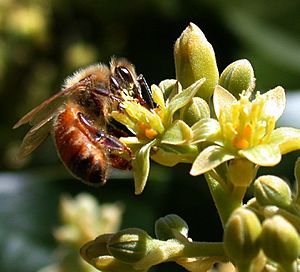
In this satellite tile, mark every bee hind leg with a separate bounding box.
[78,112,132,171]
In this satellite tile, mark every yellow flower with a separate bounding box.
[190,85,300,176]
[111,79,207,194]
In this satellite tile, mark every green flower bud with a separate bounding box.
[174,22,219,101]
[107,228,153,263]
[219,59,255,98]
[254,175,292,209]
[80,233,113,263]
[293,157,300,205]
[261,215,300,266]
[227,159,257,187]
[155,214,189,241]
[224,208,262,264]
[180,97,210,126]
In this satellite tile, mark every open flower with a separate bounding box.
[190,85,300,177]
[112,79,207,194]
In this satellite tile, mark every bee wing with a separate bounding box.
[14,81,86,158]
[18,115,54,158]
[13,82,84,129]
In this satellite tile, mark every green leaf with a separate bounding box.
[132,140,157,195]
[161,120,192,145]
[262,86,285,121]
[213,85,237,119]
[166,78,206,124]
[239,144,281,166]
[269,127,300,154]
[190,145,234,176]
[191,118,220,144]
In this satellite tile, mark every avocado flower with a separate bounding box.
[190,85,300,178]
[112,79,208,194]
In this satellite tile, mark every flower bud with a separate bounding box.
[219,59,255,98]
[107,228,153,263]
[227,159,257,187]
[155,214,189,241]
[254,175,292,209]
[180,97,210,126]
[261,215,300,265]
[224,208,262,264]
[293,157,300,205]
[80,233,113,263]
[174,23,219,101]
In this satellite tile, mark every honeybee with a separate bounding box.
[13,58,154,186]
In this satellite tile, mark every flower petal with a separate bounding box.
[191,118,220,144]
[132,140,157,195]
[262,86,285,121]
[269,127,300,154]
[167,78,206,124]
[111,111,138,134]
[151,145,198,166]
[213,85,237,119]
[158,79,178,100]
[190,145,234,176]
[238,144,281,166]
[161,120,192,145]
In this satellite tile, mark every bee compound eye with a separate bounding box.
[115,66,134,83]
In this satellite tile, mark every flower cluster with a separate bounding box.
[112,78,208,194]
[80,23,300,271]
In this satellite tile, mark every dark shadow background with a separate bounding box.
[1,0,300,271]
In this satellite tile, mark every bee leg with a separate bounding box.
[78,112,131,156]
[78,112,132,170]
[137,74,156,109]
[92,87,124,104]
[111,67,155,110]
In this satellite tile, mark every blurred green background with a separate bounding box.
[1,0,300,271]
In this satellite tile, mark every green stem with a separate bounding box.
[183,241,226,258]
[232,186,248,201]
[205,173,242,227]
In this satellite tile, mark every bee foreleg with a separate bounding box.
[137,74,156,109]
[93,87,124,103]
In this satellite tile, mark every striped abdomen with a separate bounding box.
[53,105,108,186]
